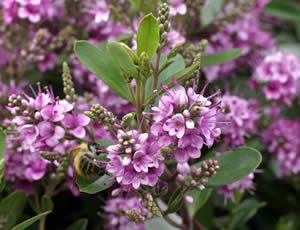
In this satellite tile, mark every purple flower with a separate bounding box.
[218,173,256,201]
[104,196,147,230]
[106,130,164,190]
[38,121,65,147]
[41,100,73,122]
[19,124,39,151]
[169,0,187,16]
[252,52,300,105]
[163,114,186,138]
[62,113,90,138]
[219,94,259,147]
[132,151,153,173]
[150,79,223,163]
[263,119,300,176]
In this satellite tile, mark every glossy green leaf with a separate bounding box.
[264,0,300,22]
[137,13,160,59]
[107,41,138,78]
[201,0,224,26]
[76,174,112,194]
[0,159,5,193]
[187,188,212,217]
[66,218,88,230]
[194,197,214,230]
[167,188,184,214]
[0,129,6,159]
[11,211,51,230]
[145,64,198,103]
[41,195,54,212]
[201,48,243,67]
[0,191,26,230]
[231,199,266,229]
[145,54,185,98]
[74,41,131,101]
[193,147,262,187]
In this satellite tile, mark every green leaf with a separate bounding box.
[41,195,54,212]
[0,159,5,193]
[66,218,88,230]
[167,188,184,214]
[107,41,138,78]
[194,197,214,230]
[231,199,266,229]
[201,48,243,67]
[137,13,160,59]
[193,147,262,187]
[76,174,112,194]
[145,54,185,98]
[95,139,115,147]
[0,129,6,159]
[264,0,300,22]
[145,64,198,103]
[187,188,212,217]
[74,41,131,101]
[201,0,224,26]
[11,211,51,230]
[0,191,27,230]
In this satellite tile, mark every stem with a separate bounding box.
[192,218,206,230]
[152,51,161,94]
[136,81,142,126]
[164,184,192,215]
[153,197,185,230]
[127,81,136,105]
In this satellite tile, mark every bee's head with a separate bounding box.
[87,142,101,155]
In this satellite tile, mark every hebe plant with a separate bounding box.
[71,5,262,229]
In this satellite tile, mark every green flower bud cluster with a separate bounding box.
[140,193,163,218]
[139,52,152,81]
[126,209,147,223]
[121,112,136,129]
[40,151,71,178]
[84,104,119,131]
[157,3,170,50]
[62,62,77,104]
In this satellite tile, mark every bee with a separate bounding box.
[71,142,105,178]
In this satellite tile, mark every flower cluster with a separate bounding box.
[4,83,90,187]
[103,196,148,230]
[150,80,223,165]
[252,52,300,105]
[263,119,300,176]
[219,94,260,147]
[106,130,164,190]
[203,6,275,82]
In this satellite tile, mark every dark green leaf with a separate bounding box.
[187,188,212,216]
[74,41,131,101]
[0,191,27,230]
[145,54,185,98]
[193,147,262,187]
[95,139,115,147]
[194,197,214,230]
[264,0,300,22]
[107,41,138,78]
[232,199,266,229]
[41,195,54,212]
[11,211,51,230]
[201,48,243,67]
[66,218,88,230]
[0,129,6,159]
[167,188,184,214]
[137,13,160,59]
[76,174,112,194]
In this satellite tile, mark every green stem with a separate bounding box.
[152,50,161,94]
[136,81,142,126]
[127,81,137,105]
